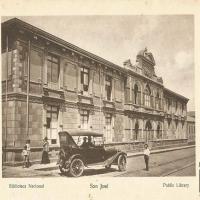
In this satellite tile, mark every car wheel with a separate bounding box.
[118,155,126,171]
[69,158,84,177]
[59,160,69,175]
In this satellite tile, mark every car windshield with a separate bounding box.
[72,136,103,147]
[59,134,77,148]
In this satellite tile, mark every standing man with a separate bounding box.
[87,136,95,147]
[143,144,150,171]
[81,137,88,148]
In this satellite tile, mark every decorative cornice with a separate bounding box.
[2,18,189,102]
[2,18,126,75]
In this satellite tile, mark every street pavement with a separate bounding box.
[2,146,195,178]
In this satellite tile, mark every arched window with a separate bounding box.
[133,84,138,104]
[145,120,152,130]
[135,121,139,140]
[175,101,178,112]
[156,124,161,139]
[175,119,178,130]
[155,91,159,110]
[167,98,171,111]
[144,85,151,107]
[167,118,171,128]
[145,120,153,141]
[181,120,185,129]
[181,103,184,114]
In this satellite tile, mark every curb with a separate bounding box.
[127,145,195,158]
[32,145,195,171]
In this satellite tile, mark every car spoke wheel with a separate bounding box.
[118,155,126,171]
[69,158,84,177]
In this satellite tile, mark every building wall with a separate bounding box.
[1,21,190,163]
[187,121,195,143]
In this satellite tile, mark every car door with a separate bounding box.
[87,146,106,164]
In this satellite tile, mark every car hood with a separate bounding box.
[104,147,119,157]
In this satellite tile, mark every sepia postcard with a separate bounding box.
[0,0,199,200]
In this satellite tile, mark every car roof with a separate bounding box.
[58,130,103,137]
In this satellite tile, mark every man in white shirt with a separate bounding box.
[143,144,150,171]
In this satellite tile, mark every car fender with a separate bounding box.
[104,151,127,166]
[68,154,86,165]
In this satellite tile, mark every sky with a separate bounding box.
[2,15,194,111]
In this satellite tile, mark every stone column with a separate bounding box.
[129,77,133,102]
[42,105,47,139]
[12,42,23,93]
[89,68,94,96]
[112,75,115,101]
[43,48,48,86]
[141,119,144,141]
[59,58,64,90]
[77,64,81,93]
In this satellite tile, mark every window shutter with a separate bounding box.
[93,71,100,96]
[89,69,93,94]
[101,73,105,99]
[2,51,12,81]
[2,53,6,81]
[115,79,121,102]
[63,62,77,91]
[30,49,43,82]
[138,91,141,105]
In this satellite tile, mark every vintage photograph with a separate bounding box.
[1,15,195,178]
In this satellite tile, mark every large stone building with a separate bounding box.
[2,18,189,164]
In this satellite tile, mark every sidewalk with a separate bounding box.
[2,144,195,177]
[127,144,195,157]
[30,144,195,171]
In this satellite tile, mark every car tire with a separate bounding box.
[69,158,84,177]
[118,154,126,171]
[59,160,69,175]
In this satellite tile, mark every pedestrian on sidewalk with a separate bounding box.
[41,137,50,164]
[143,144,150,171]
[22,145,28,168]
[25,139,31,167]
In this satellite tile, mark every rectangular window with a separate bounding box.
[2,51,12,81]
[166,98,171,111]
[30,49,43,82]
[81,67,89,92]
[175,101,178,111]
[155,98,159,110]
[18,43,28,77]
[47,53,59,83]
[181,103,184,113]
[105,113,112,142]
[46,106,59,145]
[80,110,89,129]
[144,94,150,107]
[105,75,112,101]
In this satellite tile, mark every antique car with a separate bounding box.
[57,130,127,177]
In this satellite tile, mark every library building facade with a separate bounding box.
[2,18,190,164]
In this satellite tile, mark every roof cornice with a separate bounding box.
[2,18,126,75]
[164,88,189,102]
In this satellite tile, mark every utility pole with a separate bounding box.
[26,40,31,137]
